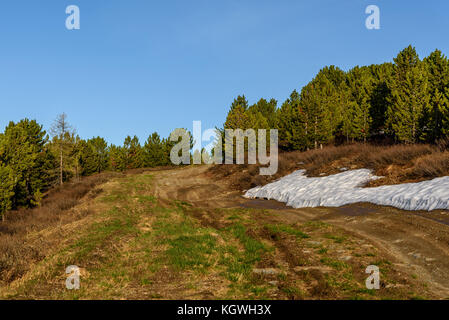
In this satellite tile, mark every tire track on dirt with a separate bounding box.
[151,166,449,298]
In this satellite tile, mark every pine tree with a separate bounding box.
[74,139,93,177]
[144,132,166,167]
[229,95,249,112]
[303,75,334,149]
[109,145,127,171]
[277,90,307,150]
[162,136,176,166]
[423,50,449,142]
[123,135,144,169]
[345,66,373,142]
[316,66,346,134]
[298,84,316,150]
[247,98,277,128]
[369,63,393,135]
[387,46,430,143]
[88,137,109,173]
[224,103,251,130]
[222,98,252,162]
[425,49,449,92]
[0,119,51,208]
[49,131,78,182]
[69,135,84,181]
[0,164,15,221]
[434,88,449,137]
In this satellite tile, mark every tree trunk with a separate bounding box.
[364,112,367,143]
[305,122,308,150]
[60,147,63,185]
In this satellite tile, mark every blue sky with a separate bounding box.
[0,0,448,145]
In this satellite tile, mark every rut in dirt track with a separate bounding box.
[151,166,449,298]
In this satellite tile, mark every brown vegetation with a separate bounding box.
[209,141,449,190]
[0,165,447,299]
[0,172,119,285]
[2,166,442,299]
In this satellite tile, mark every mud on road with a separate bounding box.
[152,166,449,299]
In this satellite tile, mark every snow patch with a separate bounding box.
[244,169,449,211]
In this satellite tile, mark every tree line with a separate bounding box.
[0,113,175,220]
[2,45,448,218]
[222,45,449,150]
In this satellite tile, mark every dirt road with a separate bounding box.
[152,165,449,298]
[3,165,448,299]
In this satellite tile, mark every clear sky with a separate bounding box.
[1,0,448,145]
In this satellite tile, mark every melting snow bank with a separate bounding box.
[244,169,449,211]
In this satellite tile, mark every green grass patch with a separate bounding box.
[218,223,270,284]
[370,259,392,266]
[166,234,216,270]
[280,286,304,299]
[320,257,351,271]
[304,221,330,229]
[137,195,157,204]
[69,207,140,262]
[265,224,310,239]
[318,247,328,254]
[230,224,268,264]
[324,234,346,243]
[151,205,219,272]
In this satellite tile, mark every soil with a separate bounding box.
[152,165,449,298]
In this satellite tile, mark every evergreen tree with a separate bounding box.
[432,88,449,137]
[277,90,307,150]
[247,98,277,128]
[88,137,109,173]
[0,164,15,221]
[320,65,346,88]
[144,132,166,167]
[369,63,393,135]
[224,103,251,130]
[75,137,109,176]
[423,50,449,142]
[444,87,449,136]
[109,145,127,171]
[0,119,51,208]
[345,66,373,142]
[387,46,430,143]
[49,131,78,182]
[70,135,84,181]
[74,139,93,177]
[222,97,252,161]
[316,66,347,134]
[123,135,144,169]
[161,137,175,166]
[302,75,334,149]
[229,95,249,112]
[425,49,449,92]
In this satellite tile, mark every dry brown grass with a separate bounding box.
[209,143,449,190]
[0,172,119,284]
[406,151,449,179]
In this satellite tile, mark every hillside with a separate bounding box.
[1,166,448,299]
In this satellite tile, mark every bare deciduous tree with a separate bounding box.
[50,113,74,185]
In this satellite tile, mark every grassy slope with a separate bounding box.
[0,171,432,299]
